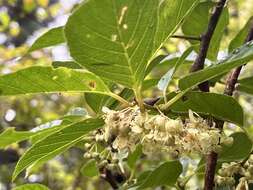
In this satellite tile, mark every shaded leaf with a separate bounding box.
[127,145,142,169]
[13,118,104,180]
[179,41,253,90]
[219,132,252,162]
[65,0,199,88]
[28,27,65,53]
[81,160,99,177]
[137,161,182,189]
[166,91,244,126]
[142,78,160,91]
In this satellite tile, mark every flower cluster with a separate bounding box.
[98,106,232,156]
[216,155,253,189]
[83,142,124,175]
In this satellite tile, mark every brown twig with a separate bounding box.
[100,167,119,189]
[204,20,253,190]
[187,0,227,189]
[171,35,201,41]
[224,23,253,96]
[191,0,227,93]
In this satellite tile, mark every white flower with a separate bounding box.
[131,125,143,134]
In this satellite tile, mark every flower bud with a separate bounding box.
[154,116,166,130]
[248,155,253,164]
[98,160,108,168]
[83,152,92,159]
[112,158,119,164]
[84,143,92,150]
[107,163,117,170]
[119,123,131,135]
[216,176,227,185]
[96,134,104,142]
[91,152,100,159]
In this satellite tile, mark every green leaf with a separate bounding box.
[127,145,142,169]
[142,78,160,91]
[65,0,199,89]
[12,184,50,190]
[0,128,33,148]
[0,118,72,148]
[237,77,253,95]
[158,47,193,94]
[0,66,111,96]
[179,41,253,90]
[30,120,65,144]
[151,57,193,78]
[137,161,182,189]
[229,17,253,53]
[182,2,229,60]
[30,116,85,144]
[28,27,65,53]
[106,88,134,110]
[80,160,99,177]
[166,91,244,126]
[12,118,104,181]
[85,88,134,114]
[219,132,252,162]
[52,61,82,69]
[85,93,111,114]
[145,54,168,77]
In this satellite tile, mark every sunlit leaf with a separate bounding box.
[179,41,253,90]
[65,0,199,89]
[12,118,104,180]
[12,184,50,190]
[52,61,82,69]
[0,128,33,148]
[0,66,111,96]
[28,26,65,53]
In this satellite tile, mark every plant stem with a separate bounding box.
[171,35,201,41]
[109,93,131,107]
[204,18,253,190]
[224,23,253,96]
[191,0,227,93]
[206,22,253,190]
[160,88,191,110]
[134,87,145,112]
[188,0,227,189]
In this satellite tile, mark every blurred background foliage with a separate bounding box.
[0,0,253,189]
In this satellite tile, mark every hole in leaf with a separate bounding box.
[88,81,96,89]
[182,96,188,102]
